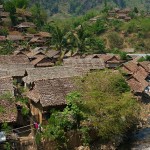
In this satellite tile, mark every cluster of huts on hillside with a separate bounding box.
[0,52,150,128]
[108,8,132,21]
[0,4,52,51]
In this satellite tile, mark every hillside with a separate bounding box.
[31,0,150,16]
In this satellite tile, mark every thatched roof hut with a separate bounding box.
[23,66,88,84]
[63,58,105,70]
[27,78,75,107]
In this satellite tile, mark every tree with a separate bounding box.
[0,40,14,55]
[134,7,139,13]
[4,1,18,25]
[30,3,47,29]
[71,25,105,54]
[76,70,140,144]
[12,0,29,9]
[41,92,89,149]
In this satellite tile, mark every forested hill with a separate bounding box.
[31,0,150,16]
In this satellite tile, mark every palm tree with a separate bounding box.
[71,25,92,54]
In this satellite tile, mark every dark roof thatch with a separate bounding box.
[31,55,54,67]
[45,50,60,58]
[0,77,14,96]
[27,78,75,107]
[26,51,45,58]
[23,66,88,84]
[0,55,30,64]
[0,70,9,78]
[7,35,24,41]
[0,99,17,123]
[0,64,34,77]
[63,58,105,70]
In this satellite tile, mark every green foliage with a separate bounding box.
[92,19,106,35]
[43,92,89,149]
[4,142,11,150]
[2,122,12,133]
[108,32,123,49]
[4,0,18,25]
[0,106,5,113]
[0,40,14,55]
[119,52,128,60]
[12,0,29,9]
[76,70,140,143]
[21,106,29,116]
[0,93,14,101]
[30,3,47,29]
[0,28,9,36]
[27,27,37,34]
[137,57,146,62]
[138,55,150,62]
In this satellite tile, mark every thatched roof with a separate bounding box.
[7,35,24,41]
[138,61,150,73]
[127,67,149,93]
[0,77,14,96]
[37,32,52,38]
[127,76,148,93]
[29,37,44,44]
[0,55,30,64]
[0,12,9,17]
[99,54,121,63]
[27,78,75,107]
[13,47,30,56]
[85,54,102,59]
[45,50,60,58]
[16,22,35,28]
[26,50,45,58]
[0,70,9,78]
[31,55,54,67]
[23,66,88,84]
[32,47,47,52]
[0,64,34,77]
[0,99,17,123]
[63,58,105,70]
[121,61,138,74]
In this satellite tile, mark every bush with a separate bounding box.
[76,70,140,143]
[0,28,8,36]
[108,32,123,49]
[27,27,37,34]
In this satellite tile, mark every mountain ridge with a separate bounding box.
[31,0,150,16]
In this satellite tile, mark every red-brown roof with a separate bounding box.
[138,61,150,73]
[121,61,138,74]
